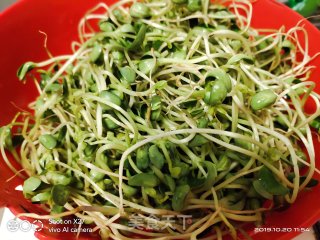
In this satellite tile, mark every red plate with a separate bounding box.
[0,0,319,239]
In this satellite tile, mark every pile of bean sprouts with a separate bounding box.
[1,0,320,239]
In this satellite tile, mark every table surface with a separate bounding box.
[0,0,17,11]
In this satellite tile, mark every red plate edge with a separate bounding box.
[0,0,320,240]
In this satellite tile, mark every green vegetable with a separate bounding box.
[31,191,51,203]
[89,169,105,182]
[173,161,190,178]
[200,161,217,191]
[189,134,209,147]
[295,149,307,168]
[84,144,96,157]
[0,127,13,150]
[148,145,165,169]
[172,50,186,60]
[99,90,122,111]
[267,148,281,162]
[90,43,103,64]
[253,180,273,199]
[227,54,254,65]
[206,69,232,92]
[138,58,157,75]
[310,117,320,130]
[17,62,36,80]
[39,134,57,150]
[128,173,160,187]
[172,0,187,4]
[234,137,252,150]
[23,177,42,193]
[253,166,289,199]
[151,95,162,121]
[51,205,65,215]
[56,126,67,145]
[217,155,231,171]
[123,184,138,197]
[198,117,209,128]
[99,21,114,32]
[187,0,201,11]
[164,174,176,192]
[128,24,147,51]
[220,194,245,210]
[45,83,62,93]
[113,9,126,23]
[251,89,277,111]
[46,171,72,186]
[119,24,135,33]
[52,185,70,206]
[136,146,150,170]
[130,3,151,18]
[172,184,190,211]
[103,117,119,130]
[289,0,320,17]
[119,66,136,84]
[204,80,228,106]
[111,51,124,64]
